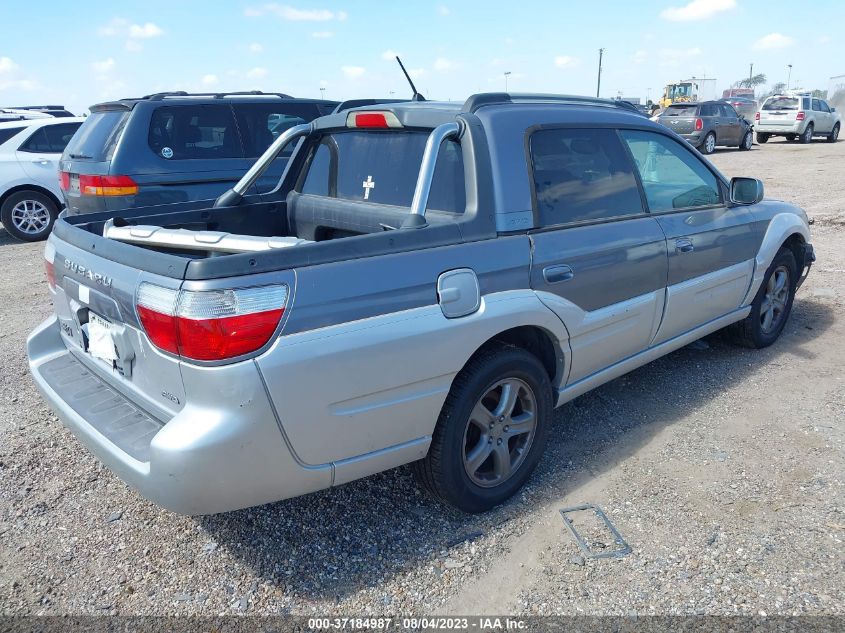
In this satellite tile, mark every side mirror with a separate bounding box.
[831,107,837,113]
[730,177,764,205]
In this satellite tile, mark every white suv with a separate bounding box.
[756,94,841,144]
[0,117,83,241]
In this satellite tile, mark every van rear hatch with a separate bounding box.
[759,96,801,125]
[659,104,699,134]
[60,107,131,215]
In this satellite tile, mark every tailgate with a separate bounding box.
[47,234,187,419]
[661,116,696,134]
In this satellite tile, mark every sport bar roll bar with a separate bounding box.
[214,123,312,208]
[403,121,462,228]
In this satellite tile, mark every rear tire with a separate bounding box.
[1,190,58,242]
[786,134,796,142]
[733,247,797,349]
[700,132,716,154]
[828,123,840,143]
[799,124,814,144]
[412,343,552,513]
[739,130,753,151]
[756,132,770,144]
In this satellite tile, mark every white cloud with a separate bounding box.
[91,58,116,73]
[129,22,164,38]
[433,57,455,72]
[201,74,219,87]
[125,40,143,53]
[312,31,334,38]
[633,50,648,64]
[246,67,268,79]
[341,65,366,79]
[660,0,735,21]
[382,49,400,61]
[97,17,128,37]
[0,57,20,74]
[658,47,702,67]
[408,68,426,79]
[0,56,36,91]
[554,56,579,68]
[752,33,795,50]
[249,42,264,53]
[245,4,347,21]
[437,5,450,15]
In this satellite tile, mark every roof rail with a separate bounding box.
[138,90,295,101]
[462,92,642,114]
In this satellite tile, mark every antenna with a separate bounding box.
[396,56,425,101]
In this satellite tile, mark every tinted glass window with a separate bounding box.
[812,99,822,111]
[720,104,738,117]
[663,105,698,117]
[0,126,25,145]
[621,130,721,211]
[699,104,717,117]
[763,97,799,111]
[530,128,643,225]
[802,98,811,110]
[64,110,129,161]
[233,102,320,158]
[300,131,465,213]
[820,101,831,113]
[148,105,243,160]
[19,123,81,153]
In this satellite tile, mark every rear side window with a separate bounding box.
[18,122,82,153]
[763,97,799,111]
[699,104,718,117]
[300,131,465,213]
[621,130,721,211]
[663,105,698,117]
[0,126,25,145]
[148,105,243,160]
[64,110,129,160]
[529,128,643,226]
[233,102,320,158]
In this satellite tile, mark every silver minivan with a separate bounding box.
[756,94,841,143]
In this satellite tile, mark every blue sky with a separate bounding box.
[1,0,843,113]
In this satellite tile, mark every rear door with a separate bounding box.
[17,122,82,196]
[620,130,758,344]
[527,127,668,384]
[811,98,831,133]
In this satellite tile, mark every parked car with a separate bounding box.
[657,101,754,154]
[721,96,758,120]
[0,117,84,241]
[28,94,814,515]
[755,94,840,144]
[3,105,76,118]
[59,91,338,216]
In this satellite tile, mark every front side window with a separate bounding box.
[529,128,643,226]
[300,130,465,213]
[148,105,243,160]
[18,122,82,153]
[720,104,738,118]
[820,101,831,113]
[620,130,721,212]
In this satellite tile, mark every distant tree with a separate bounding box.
[734,73,767,89]
[811,89,828,99]
[765,82,786,97]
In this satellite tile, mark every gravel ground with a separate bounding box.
[0,137,843,617]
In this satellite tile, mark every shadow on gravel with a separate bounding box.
[0,226,20,246]
[198,297,834,602]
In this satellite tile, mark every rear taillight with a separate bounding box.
[695,118,703,131]
[78,174,138,196]
[136,283,288,361]
[59,171,70,192]
[44,241,56,291]
[755,111,760,121]
[796,111,805,121]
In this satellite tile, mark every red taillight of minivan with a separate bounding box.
[59,171,70,192]
[78,174,138,196]
[695,118,703,131]
[136,283,289,361]
[755,111,760,121]
[796,111,806,121]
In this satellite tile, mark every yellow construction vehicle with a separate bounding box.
[659,80,699,108]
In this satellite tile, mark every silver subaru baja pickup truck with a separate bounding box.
[27,93,815,515]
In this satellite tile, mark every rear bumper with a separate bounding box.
[679,132,703,146]
[756,121,804,134]
[26,316,331,515]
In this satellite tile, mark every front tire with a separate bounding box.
[700,132,716,155]
[734,247,797,349]
[799,123,814,144]
[412,343,552,513]
[1,190,58,242]
[828,123,840,143]
[756,132,770,144]
[739,130,753,151]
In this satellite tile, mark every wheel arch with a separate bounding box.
[462,325,564,388]
[0,184,63,212]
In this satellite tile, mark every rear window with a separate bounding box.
[64,110,129,161]
[763,97,799,111]
[148,105,243,160]
[0,126,25,145]
[300,131,466,213]
[662,105,698,116]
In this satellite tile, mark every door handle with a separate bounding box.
[543,264,574,284]
[31,159,51,164]
[675,238,695,253]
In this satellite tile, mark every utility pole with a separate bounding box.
[787,64,793,90]
[596,48,605,98]
[749,63,753,81]
[504,71,511,92]
[320,87,326,99]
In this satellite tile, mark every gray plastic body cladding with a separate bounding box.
[27,316,329,515]
[283,235,529,335]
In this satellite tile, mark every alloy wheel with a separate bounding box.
[10,200,50,235]
[705,134,716,153]
[760,265,790,334]
[462,378,537,488]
